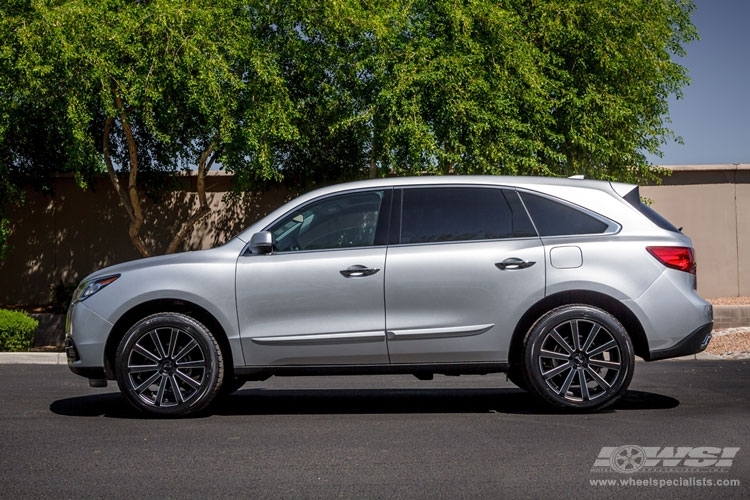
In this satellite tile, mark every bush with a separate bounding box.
[0,309,39,352]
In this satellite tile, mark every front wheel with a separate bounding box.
[521,305,634,412]
[116,313,224,417]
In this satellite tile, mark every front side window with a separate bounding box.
[399,187,536,244]
[268,190,388,252]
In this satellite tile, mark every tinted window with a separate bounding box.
[400,187,536,244]
[520,192,608,236]
[269,190,387,251]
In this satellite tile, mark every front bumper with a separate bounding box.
[65,300,113,379]
[64,337,107,379]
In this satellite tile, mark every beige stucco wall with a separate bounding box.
[1,166,748,305]
[641,165,750,298]
[0,174,295,305]
[738,178,750,297]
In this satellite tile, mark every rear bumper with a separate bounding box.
[626,268,713,360]
[646,321,714,361]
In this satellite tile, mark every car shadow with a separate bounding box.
[50,388,678,419]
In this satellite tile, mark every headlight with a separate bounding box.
[71,274,120,304]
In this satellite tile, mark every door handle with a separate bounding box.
[495,258,536,270]
[340,265,380,278]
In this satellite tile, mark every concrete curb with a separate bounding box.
[0,352,67,365]
[713,305,750,329]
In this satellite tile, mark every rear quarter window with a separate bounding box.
[519,192,609,236]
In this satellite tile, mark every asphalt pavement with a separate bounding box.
[0,360,747,499]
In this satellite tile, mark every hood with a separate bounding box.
[82,238,245,282]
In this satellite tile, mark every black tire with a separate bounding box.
[116,313,224,417]
[521,304,634,411]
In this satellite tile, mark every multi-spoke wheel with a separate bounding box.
[116,313,224,416]
[521,305,634,411]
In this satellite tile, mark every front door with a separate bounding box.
[236,189,391,366]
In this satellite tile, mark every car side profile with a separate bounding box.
[65,176,713,416]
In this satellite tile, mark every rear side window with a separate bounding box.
[399,187,536,244]
[519,192,608,236]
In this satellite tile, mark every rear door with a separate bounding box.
[384,186,546,364]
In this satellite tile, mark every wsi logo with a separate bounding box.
[591,446,740,473]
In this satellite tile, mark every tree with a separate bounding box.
[1,0,697,257]
[1,0,85,258]
[514,0,698,181]
[261,0,695,184]
[5,0,297,257]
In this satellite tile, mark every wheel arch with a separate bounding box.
[508,290,649,368]
[103,299,234,380]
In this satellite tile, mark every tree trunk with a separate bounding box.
[102,91,150,258]
[102,116,134,221]
[165,142,217,254]
[369,143,377,179]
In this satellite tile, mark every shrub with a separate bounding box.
[0,309,39,352]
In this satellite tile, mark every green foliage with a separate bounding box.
[513,0,697,182]
[264,0,696,184]
[0,309,38,352]
[3,0,298,180]
[0,0,697,229]
[1,0,302,255]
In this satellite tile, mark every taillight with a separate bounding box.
[646,246,696,275]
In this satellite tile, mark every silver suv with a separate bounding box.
[65,176,713,416]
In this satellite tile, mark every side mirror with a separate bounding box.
[249,231,273,255]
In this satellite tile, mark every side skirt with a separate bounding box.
[234,362,509,381]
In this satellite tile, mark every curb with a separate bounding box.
[0,352,68,365]
[712,305,750,330]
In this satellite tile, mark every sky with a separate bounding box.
[646,0,750,166]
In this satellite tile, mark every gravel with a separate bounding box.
[705,327,750,359]
[707,296,750,305]
[704,297,750,358]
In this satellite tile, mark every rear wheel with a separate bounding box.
[521,305,634,411]
[116,313,224,417]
